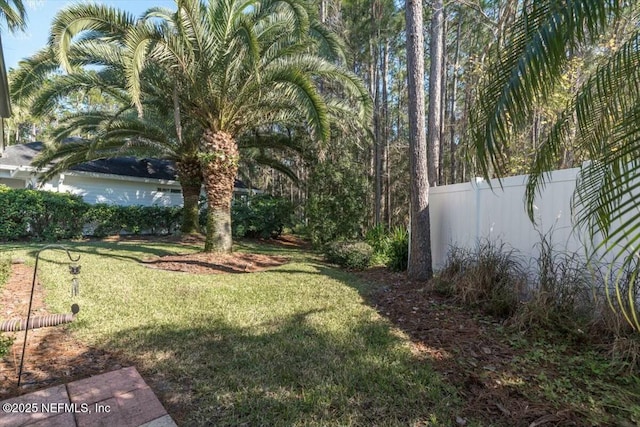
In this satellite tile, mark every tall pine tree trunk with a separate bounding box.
[438,11,447,185]
[382,39,390,228]
[428,0,444,188]
[406,0,432,280]
[449,12,462,184]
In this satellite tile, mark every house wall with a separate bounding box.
[1,168,253,207]
[44,174,184,207]
[429,167,603,271]
[0,177,27,189]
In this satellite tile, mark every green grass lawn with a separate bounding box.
[1,240,457,426]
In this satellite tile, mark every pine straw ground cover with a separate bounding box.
[360,267,640,427]
[0,237,638,426]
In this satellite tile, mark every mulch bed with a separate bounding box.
[99,232,312,250]
[0,262,122,400]
[142,252,289,274]
[358,267,583,427]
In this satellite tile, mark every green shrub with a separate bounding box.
[142,205,182,235]
[386,227,409,272]
[0,187,87,241]
[0,187,41,240]
[324,241,373,270]
[85,204,182,237]
[365,225,389,254]
[230,194,293,239]
[0,186,182,240]
[35,191,88,240]
[307,162,368,246]
[365,225,390,265]
[292,222,309,237]
[363,225,409,269]
[0,334,13,359]
[83,203,120,237]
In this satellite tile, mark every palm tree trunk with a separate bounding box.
[200,130,239,253]
[176,158,203,234]
[181,183,201,233]
[205,206,232,252]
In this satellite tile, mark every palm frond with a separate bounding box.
[471,0,622,180]
[253,152,300,184]
[309,20,347,64]
[123,22,162,113]
[10,47,58,102]
[0,0,26,33]
[49,3,135,71]
[29,72,127,117]
[524,28,640,234]
[237,130,307,157]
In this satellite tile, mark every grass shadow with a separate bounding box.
[104,309,455,426]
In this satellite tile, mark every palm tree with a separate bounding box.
[15,57,309,235]
[128,0,370,252]
[11,22,207,234]
[13,4,331,235]
[471,0,640,330]
[48,0,370,252]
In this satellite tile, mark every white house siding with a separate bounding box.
[0,177,27,189]
[1,164,249,208]
[50,174,184,207]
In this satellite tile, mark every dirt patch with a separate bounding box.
[142,252,289,274]
[0,263,123,399]
[358,267,584,427]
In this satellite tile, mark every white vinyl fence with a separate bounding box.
[429,167,598,271]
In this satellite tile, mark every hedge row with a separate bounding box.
[0,186,181,241]
[0,186,294,242]
[84,204,182,237]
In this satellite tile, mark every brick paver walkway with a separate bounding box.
[0,367,176,427]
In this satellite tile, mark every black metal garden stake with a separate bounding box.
[17,245,81,388]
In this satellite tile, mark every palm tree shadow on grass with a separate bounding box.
[29,241,190,265]
[104,309,454,426]
[0,241,176,268]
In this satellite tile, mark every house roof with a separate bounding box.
[0,142,248,188]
